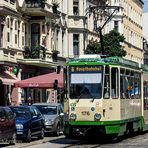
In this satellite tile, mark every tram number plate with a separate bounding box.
[82,111,90,116]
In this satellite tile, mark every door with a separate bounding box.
[0,108,9,139]
[5,108,15,138]
[30,107,43,135]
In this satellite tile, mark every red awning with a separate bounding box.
[0,71,19,85]
[15,72,64,88]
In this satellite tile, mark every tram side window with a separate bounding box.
[132,72,141,99]
[120,69,131,99]
[120,69,141,99]
[111,68,119,99]
[104,66,110,99]
[120,69,126,99]
[144,81,148,110]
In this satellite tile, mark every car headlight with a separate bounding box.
[45,119,55,125]
[70,113,77,120]
[16,124,24,129]
[94,113,101,121]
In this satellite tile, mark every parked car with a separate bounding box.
[0,106,16,145]
[10,105,45,142]
[32,103,64,136]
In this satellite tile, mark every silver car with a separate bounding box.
[32,103,64,136]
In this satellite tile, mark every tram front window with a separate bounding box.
[70,73,102,99]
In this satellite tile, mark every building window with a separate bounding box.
[114,21,119,31]
[10,0,15,4]
[15,21,17,30]
[7,32,10,42]
[62,31,65,56]
[22,23,25,32]
[25,24,27,45]
[7,18,10,28]
[31,23,40,47]
[42,25,45,34]
[73,0,79,16]
[73,34,79,56]
[15,34,17,44]
[22,36,24,46]
[56,29,59,51]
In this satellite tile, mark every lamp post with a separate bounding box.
[85,5,122,55]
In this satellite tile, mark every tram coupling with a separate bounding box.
[73,127,92,137]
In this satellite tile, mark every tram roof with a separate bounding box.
[66,56,141,69]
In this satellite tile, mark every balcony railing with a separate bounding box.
[0,0,16,12]
[25,0,45,8]
[23,46,46,59]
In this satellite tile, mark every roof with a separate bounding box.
[32,103,60,106]
[67,56,140,69]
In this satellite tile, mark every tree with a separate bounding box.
[85,29,126,57]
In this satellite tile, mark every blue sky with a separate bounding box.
[143,0,148,12]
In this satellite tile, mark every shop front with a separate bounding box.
[14,72,64,105]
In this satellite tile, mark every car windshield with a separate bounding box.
[35,105,57,115]
[11,107,31,119]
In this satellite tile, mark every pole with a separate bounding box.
[87,5,121,55]
[98,26,104,55]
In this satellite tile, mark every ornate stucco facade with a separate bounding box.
[0,0,68,105]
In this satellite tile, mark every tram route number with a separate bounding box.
[82,111,90,116]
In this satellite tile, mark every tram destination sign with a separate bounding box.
[69,66,102,73]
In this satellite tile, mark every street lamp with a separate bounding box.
[85,5,122,55]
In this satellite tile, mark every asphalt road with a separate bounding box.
[2,132,148,148]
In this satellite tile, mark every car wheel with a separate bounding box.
[55,124,60,136]
[38,128,44,139]
[9,132,16,145]
[26,129,31,142]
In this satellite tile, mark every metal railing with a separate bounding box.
[25,0,45,8]
[23,46,46,59]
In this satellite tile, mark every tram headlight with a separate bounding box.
[70,113,77,120]
[94,113,101,121]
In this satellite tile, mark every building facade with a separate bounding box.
[107,0,144,64]
[0,0,68,105]
[0,0,144,105]
[143,12,148,65]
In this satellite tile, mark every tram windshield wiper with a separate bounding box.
[90,96,96,102]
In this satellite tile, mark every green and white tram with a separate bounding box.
[64,55,148,138]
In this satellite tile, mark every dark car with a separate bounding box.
[10,106,45,142]
[32,103,64,136]
[0,106,16,145]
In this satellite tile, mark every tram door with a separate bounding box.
[143,73,148,124]
[102,66,120,121]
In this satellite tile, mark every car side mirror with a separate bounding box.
[0,117,6,122]
[32,115,37,119]
[60,113,64,116]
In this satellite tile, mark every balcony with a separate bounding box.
[0,0,17,15]
[23,46,46,59]
[25,0,45,8]
[0,48,17,64]
[19,0,60,19]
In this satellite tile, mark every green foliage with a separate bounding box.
[85,29,126,57]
